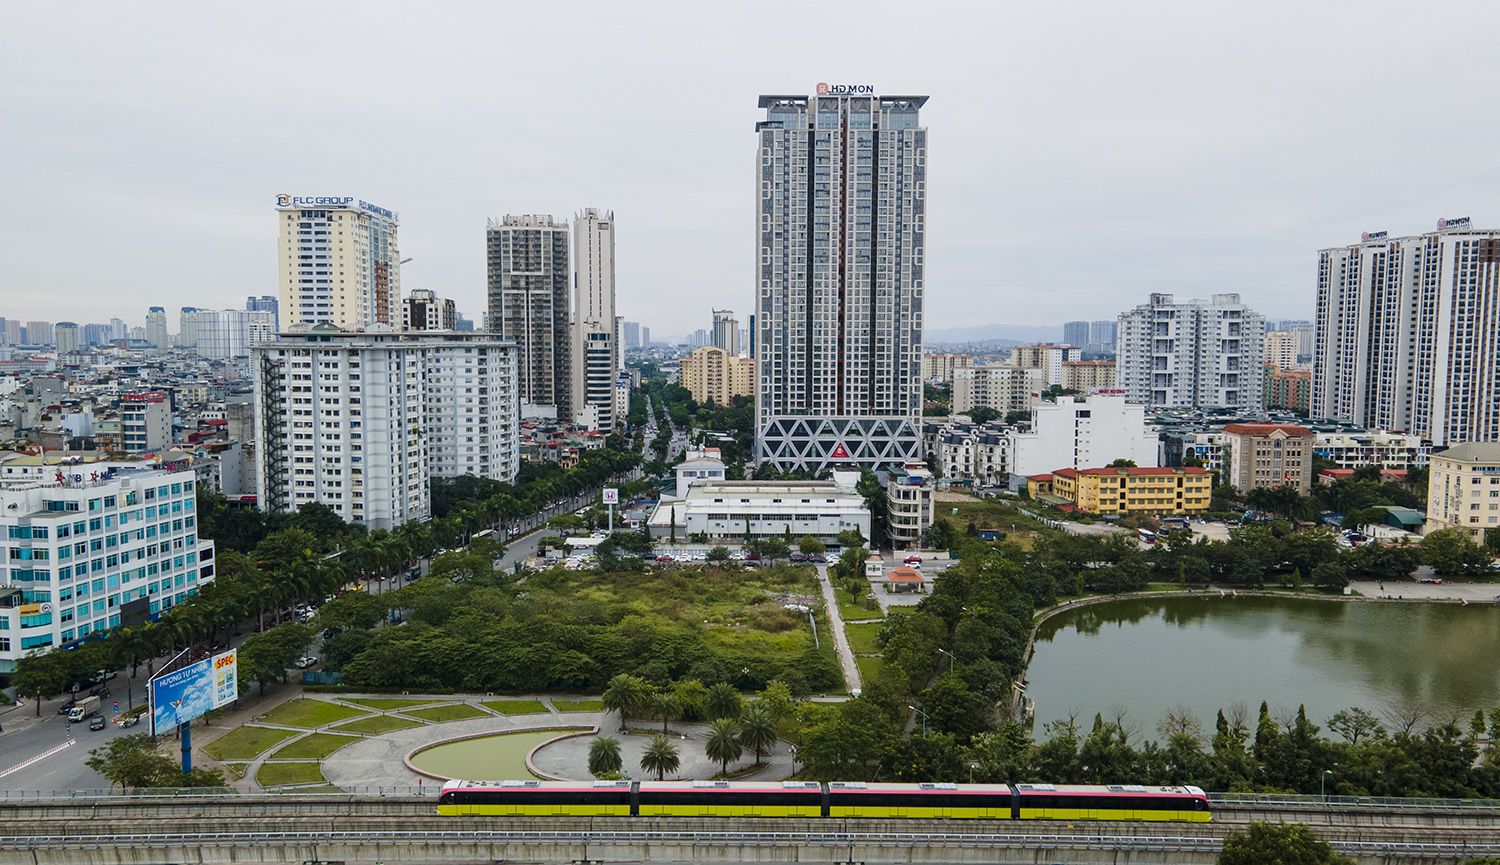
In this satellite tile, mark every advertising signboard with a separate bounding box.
[149,649,237,735]
[602,488,618,505]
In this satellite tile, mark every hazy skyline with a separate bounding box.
[5,2,1500,336]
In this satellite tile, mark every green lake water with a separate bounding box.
[408,730,568,780]
[1025,595,1500,735]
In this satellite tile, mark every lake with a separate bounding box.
[1024,595,1500,737]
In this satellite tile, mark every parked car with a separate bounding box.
[789,552,807,563]
[89,715,107,731]
[294,656,318,669]
[88,684,110,698]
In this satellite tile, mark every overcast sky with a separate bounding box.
[5,2,1499,339]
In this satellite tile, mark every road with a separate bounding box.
[0,679,151,790]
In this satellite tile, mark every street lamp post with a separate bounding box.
[908,705,929,737]
[969,762,979,784]
[936,648,954,673]
[1321,768,1334,801]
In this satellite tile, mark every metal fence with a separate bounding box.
[1208,791,1500,810]
[0,785,438,801]
[0,829,1494,858]
[3,787,1499,810]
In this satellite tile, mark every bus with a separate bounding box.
[1137,528,1157,545]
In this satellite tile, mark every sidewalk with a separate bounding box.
[815,564,862,695]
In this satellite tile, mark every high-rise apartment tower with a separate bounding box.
[275,195,400,329]
[1314,220,1500,446]
[754,89,928,470]
[1116,293,1266,410]
[570,209,617,430]
[145,307,168,348]
[712,310,739,355]
[487,215,570,411]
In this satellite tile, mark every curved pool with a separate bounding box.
[408,729,574,781]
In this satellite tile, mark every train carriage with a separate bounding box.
[437,779,1211,823]
[437,779,632,816]
[636,780,824,818]
[828,782,1014,819]
[1014,784,1210,823]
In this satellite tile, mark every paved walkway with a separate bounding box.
[815,565,862,694]
[531,720,794,782]
[1350,579,1500,603]
[308,697,795,787]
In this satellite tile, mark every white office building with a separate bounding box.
[651,480,870,546]
[952,366,1047,415]
[1006,394,1159,488]
[1314,220,1500,446]
[0,458,215,675]
[196,309,275,360]
[1116,293,1266,410]
[276,195,401,330]
[253,326,519,531]
[1314,430,1431,469]
[754,90,928,471]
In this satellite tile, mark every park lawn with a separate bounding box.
[202,726,299,761]
[342,697,441,711]
[403,703,488,722]
[482,700,549,715]
[261,699,367,729]
[221,762,248,779]
[525,563,820,632]
[937,495,1047,537]
[839,596,883,622]
[256,762,327,787]
[551,699,604,712]
[332,714,423,735]
[273,733,362,760]
[855,655,884,686]
[844,622,883,656]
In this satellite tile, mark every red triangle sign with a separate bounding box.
[830,443,849,459]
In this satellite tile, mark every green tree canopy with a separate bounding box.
[640,734,680,781]
[588,736,623,778]
[1217,822,1354,865]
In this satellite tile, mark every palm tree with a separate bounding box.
[650,691,679,734]
[602,674,647,731]
[704,718,743,778]
[588,736,623,778]
[738,701,778,766]
[705,682,742,720]
[640,734,680,781]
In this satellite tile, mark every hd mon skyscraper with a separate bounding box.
[754,89,928,471]
[1314,219,1500,446]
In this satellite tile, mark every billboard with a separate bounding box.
[150,649,237,734]
[602,488,618,505]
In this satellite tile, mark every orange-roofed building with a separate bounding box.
[1049,466,1213,516]
[885,566,926,593]
[1222,423,1315,494]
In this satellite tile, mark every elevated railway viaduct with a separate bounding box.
[0,794,1496,865]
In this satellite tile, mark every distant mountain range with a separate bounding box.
[925,323,1064,344]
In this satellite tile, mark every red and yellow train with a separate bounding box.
[438,779,1211,822]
